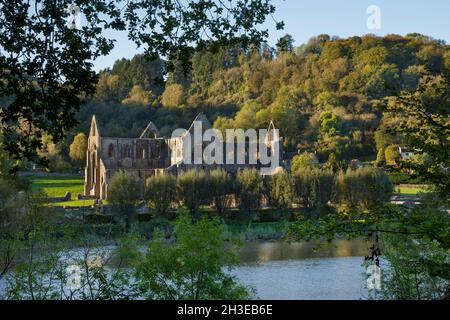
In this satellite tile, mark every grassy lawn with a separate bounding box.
[50,199,95,207]
[395,184,429,195]
[29,175,85,200]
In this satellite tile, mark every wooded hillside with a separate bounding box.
[74,33,449,164]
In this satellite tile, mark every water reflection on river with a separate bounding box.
[237,239,369,264]
[233,239,371,300]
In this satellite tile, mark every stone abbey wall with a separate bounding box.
[84,114,282,200]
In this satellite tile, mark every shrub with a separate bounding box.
[335,167,393,211]
[236,168,263,215]
[129,209,253,299]
[177,169,211,214]
[146,172,177,216]
[82,223,124,238]
[291,152,319,174]
[294,168,334,211]
[268,169,295,209]
[255,208,296,222]
[323,152,343,172]
[209,168,233,214]
[84,213,114,224]
[49,156,73,173]
[385,144,401,166]
[389,172,410,184]
[130,217,173,239]
[108,171,142,231]
[137,213,152,222]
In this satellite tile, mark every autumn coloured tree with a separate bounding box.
[69,133,87,166]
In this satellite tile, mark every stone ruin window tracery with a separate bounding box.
[125,145,131,158]
[108,144,115,158]
[154,141,161,159]
[138,145,146,159]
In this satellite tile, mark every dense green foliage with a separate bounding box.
[267,169,295,209]
[145,172,177,216]
[335,167,393,211]
[143,167,393,217]
[294,167,334,212]
[0,0,121,168]
[236,168,263,215]
[291,152,319,173]
[126,210,253,300]
[69,133,87,166]
[176,169,212,214]
[16,33,447,176]
[209,168,233,215]
[284,64,449,300]
[108,171,142,230]
[384,144,401,166]
[0,0,280,167]
[67,33,448,163]
[383,73,450,194]
[381,232,449,300]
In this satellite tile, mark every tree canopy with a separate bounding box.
[0,0,282,169]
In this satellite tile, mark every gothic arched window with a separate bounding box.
[154,141,161,159]
[124,145,131,158]
[139,147,146,159]
[108,144,115,158]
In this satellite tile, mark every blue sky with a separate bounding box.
[93,0,450,71]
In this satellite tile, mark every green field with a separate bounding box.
[29,175,94,206]
[50,199,95,207]
[395,184,430,195]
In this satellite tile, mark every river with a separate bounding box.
[232,239,372,299]
[0,239,374,300]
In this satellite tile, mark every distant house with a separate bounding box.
[398,146,413,159]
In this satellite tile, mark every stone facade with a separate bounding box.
[84,113,282,200]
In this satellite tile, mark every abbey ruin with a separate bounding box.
[84,114,282,199]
